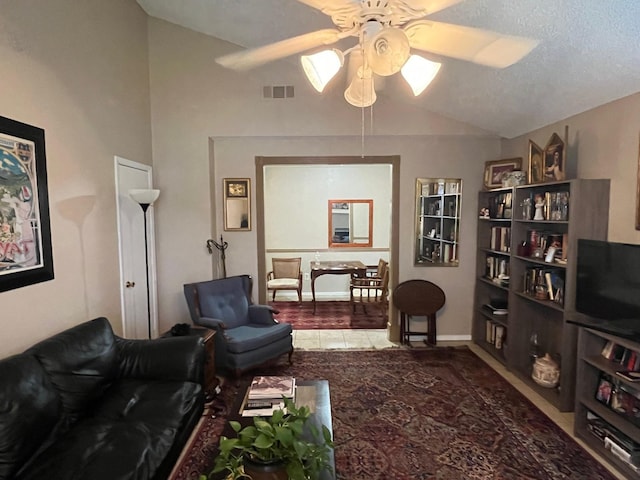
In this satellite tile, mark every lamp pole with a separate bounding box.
[129,189,160,339]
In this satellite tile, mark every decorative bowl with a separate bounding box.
[532,353,560,388]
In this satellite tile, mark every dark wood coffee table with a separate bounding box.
[212,379,335,479]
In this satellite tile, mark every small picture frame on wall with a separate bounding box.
[483,158,522,189]
[226,179,248,198]
[528,140,545,184]
[223,178,251,231]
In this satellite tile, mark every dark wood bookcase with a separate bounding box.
[574,325,640,476]
[472,179,610,412]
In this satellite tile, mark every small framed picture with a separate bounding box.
[595,375,613,406]
[483,158,522,189]
[226,179,248,198]
[528,140,545,184]
[543,132,565,182]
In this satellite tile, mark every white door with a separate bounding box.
[115,156,158,339]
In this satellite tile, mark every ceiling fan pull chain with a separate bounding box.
[370,102,374,138]
[361,96,365,158]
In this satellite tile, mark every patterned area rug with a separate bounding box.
[270,300,386,329]
[170,348,615,480]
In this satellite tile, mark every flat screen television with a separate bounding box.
[574,239,640,339]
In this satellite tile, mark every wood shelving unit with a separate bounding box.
[574,326,640,476]
[472,179,610,412]
[414,178,461,266]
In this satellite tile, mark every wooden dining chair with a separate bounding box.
[350,264,389,316]
[266,257,303,302]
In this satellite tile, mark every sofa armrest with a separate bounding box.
[248,305,278,325]
[116,336,204,384]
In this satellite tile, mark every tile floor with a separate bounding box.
[292,329,627,480]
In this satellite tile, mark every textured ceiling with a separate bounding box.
[136,0,640,138]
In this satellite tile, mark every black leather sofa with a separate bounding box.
[0,317,205,480]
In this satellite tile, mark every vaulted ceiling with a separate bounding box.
[136,0,640,138]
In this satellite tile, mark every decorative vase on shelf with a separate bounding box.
[532,353,560,388]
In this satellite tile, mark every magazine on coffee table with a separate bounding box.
[248,376,296,399]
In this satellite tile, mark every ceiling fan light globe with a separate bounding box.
[366,27,411,76]
[401,54,441,96]
[301,49,343,92]
[344,67,377,108]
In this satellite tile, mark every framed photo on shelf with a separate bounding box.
[0,116,54,292]
[543,133,566,182]
[528,140,544,184]
[595,374,613,406]
[483,158,522,189]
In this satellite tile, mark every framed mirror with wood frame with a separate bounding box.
[328,199,373,248]
[223,178,251,231]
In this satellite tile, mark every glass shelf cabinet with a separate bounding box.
[414,178,462,266]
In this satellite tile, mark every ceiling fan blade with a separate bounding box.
[216,29,343,71]
[293,0,360,15]
[399,0,465,16]
[405,20,539,68]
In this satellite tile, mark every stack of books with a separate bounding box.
[240,376,296,417]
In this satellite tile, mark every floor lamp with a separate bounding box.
[129,189,160,339]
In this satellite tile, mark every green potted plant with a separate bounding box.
[200,397,334,480]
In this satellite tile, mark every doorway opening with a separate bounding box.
[255,156,400,336]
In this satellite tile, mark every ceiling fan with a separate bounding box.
[215,0,538,107]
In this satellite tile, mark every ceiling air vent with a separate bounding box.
[263,85,295,99]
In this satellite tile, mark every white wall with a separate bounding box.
[264,164,391,250]
[0,0,151,357]
[264,163,391,298]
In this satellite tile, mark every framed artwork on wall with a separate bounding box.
[0,115,54,292]
[223,178,251,231]
[483,158,522,189]
[528,140,545,184]
[543,133,565,182]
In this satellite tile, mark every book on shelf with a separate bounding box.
[602,342,640,369]
[249,376,296,399]
[484,320,507,349]
[616,370,640,382]
[489,226,511,253]
[485,320,494,343]
[484,256,509,286]
[494,325,505,349]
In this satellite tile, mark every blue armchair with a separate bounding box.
[183,275,293,376]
